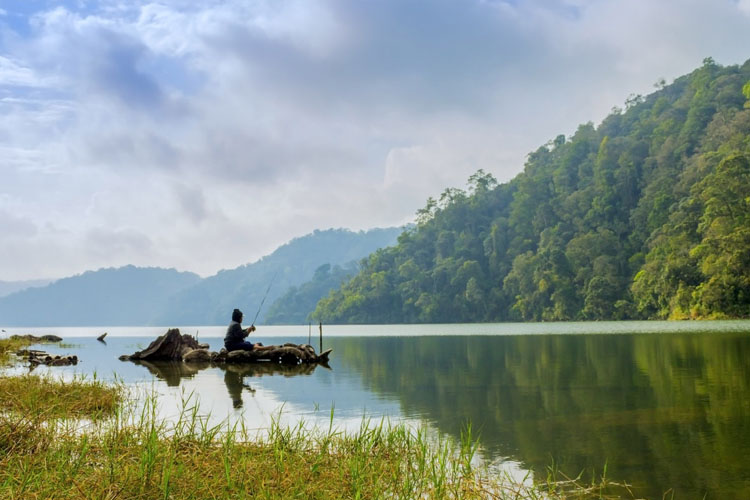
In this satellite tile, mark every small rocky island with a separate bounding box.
[119,328,332,366]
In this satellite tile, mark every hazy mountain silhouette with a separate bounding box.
[0,266,201,327]
[0,227,403,327]
[153,227,403,326]
[0,279,52,298]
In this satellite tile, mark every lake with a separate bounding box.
[4,320,750,499]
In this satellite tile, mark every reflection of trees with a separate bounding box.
[328,334,750,499]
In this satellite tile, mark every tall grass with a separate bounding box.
[0,374,122,420]
[0,343,636,499]
[0,387,636,499]
[0,336,32,366]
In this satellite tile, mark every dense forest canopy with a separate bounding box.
[312,58,750,323]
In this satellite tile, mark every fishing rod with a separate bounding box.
[250,271,279,327]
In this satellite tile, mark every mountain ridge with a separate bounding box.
[0,227,403,327]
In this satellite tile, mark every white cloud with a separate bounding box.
[0,0,750,280]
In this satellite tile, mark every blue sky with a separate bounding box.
[2,0,750,281]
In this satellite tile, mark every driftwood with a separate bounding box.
[119,328,332,366]
[16,349,78,367]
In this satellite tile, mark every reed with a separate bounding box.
[0,373,122,420]
[0,336,32,365]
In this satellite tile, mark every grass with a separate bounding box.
[0,337,637,499]
[0,394,637,500]
[0,336,33,365]
[0,374,122,420]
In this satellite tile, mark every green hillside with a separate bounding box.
[264,263,358,325]
[313,58,750,323]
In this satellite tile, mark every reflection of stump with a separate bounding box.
[132,360,205,386]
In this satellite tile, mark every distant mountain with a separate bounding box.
[0,227,403,327]
[154,227,403,326]
[0,266,201,327]
[0,279,52,298]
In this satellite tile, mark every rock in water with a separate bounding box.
[183,348,211,363]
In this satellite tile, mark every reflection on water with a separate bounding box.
[327,332,750,500]
[5,323,750,499]
[133,358,326,408]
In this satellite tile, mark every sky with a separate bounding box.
[1,0,750,281]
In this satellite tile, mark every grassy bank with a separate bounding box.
[0,336,33,365]
[0,338,633,499]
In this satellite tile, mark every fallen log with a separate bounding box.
[16,349,78,367]
[119,328,332,366]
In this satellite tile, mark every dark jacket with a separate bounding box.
[224,321,247,348]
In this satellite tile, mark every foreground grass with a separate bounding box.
[0,398,636,500]
[0,374,122,420]
[0,343,635,499]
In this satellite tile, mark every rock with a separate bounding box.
[183,349,211,363]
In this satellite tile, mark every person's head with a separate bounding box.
[232,308,243,322]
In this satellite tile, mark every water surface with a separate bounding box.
[4,321,750,499]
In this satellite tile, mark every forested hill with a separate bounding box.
[313,58,750,323]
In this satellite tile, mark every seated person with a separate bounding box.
[224,308,263,351]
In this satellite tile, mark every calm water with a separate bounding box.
[4,321,750,499]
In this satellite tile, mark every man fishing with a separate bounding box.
[224,308,263,351]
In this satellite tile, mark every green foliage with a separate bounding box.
[264,263,358,324]
[314,58,750,323]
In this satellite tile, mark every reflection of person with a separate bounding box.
[223,364,257,408]
[224,308,263,351]
[224,367,246,408]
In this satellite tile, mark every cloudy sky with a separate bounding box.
[2,0,750,281]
